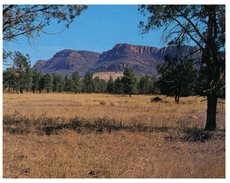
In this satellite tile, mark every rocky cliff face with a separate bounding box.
[34,44,201,76]
[34,49,100,75]
[98,43,159,63]
[92,43,200,75]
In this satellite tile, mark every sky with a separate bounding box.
[3,5,166,66]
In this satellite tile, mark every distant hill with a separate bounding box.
[34,49,100,76]
[92,43,201,75]
[34,43,201,76]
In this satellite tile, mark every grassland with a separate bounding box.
[3,93,225,178]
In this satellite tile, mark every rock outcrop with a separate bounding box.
[34,43,201,76]
[34,49,100,76]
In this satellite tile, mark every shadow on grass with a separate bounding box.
[3,113,225,143]
[164,127,225,143]
[3,114,169,136]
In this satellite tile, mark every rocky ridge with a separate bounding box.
[34,43,201,76]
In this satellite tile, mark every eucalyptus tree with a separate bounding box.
[83,73,95,93]
[13,52,32,93]
[139,5,225,130]
[107,76,115,93]
[157,55,197,104]
[31,68,43,93]
[121,68,138,97]
[72,72,82,93]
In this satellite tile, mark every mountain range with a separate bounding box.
[34,43,201,76]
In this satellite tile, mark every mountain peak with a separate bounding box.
[113,43,159,54]
[34,44,200,76]
[53,49,81,58]
[34,50,100,76]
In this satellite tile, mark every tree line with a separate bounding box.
[3,52,158,96]
[4,51,224,101]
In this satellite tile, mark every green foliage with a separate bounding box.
[3,63,160,95]
[94,76,107,93]
[121,67,138,97]
[82,73,95,93]
[157,55,197,103]
[114,78,124,94]
[139,5,225,50]
[106,76,124,94]
[138,75,157,94]
[195,65,225,99]
[43,74,53,93]
[64,76,73,92]
[3,67,20,92]
[52,74,65,93]
[107,77,115,93]
[3,52,32,93]
[72,72,82,93]
[31,68,43,93]
[13,52,32,93]
[2,54,160,96]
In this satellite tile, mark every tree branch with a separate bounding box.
[176,8,207,44]
[171,17,205,51]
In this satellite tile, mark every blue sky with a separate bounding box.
[4,5,166,66]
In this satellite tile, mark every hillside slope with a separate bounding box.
[34,44,200,76]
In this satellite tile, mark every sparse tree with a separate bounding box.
[138,75,157,94]
[157,55,197,104]
[114,77,124,94]
[13,52,32,93]
[83,73,95,93]
[38,76,45,93]
[94,76,107,93]
[3,67,20,93]
[64,76,73,92]
[121,67,138,97]
[72,72,82,93]
[31,68,43,93]
[52,74,65,93]
[107,76,115,93]
[43,73,53,93]
[139,5,225,130]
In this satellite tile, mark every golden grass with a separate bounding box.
[3,93,225,178]
[4,93,225,128]
[3,131,225,178]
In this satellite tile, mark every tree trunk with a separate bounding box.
[174,95,179,104]
[177,96,179,104]
[203,7,220,131]
[205,93,217,131]
[175,88,180,104]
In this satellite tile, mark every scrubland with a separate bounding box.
[3,93,225,178]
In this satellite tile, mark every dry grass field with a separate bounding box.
[3,93,225,178]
